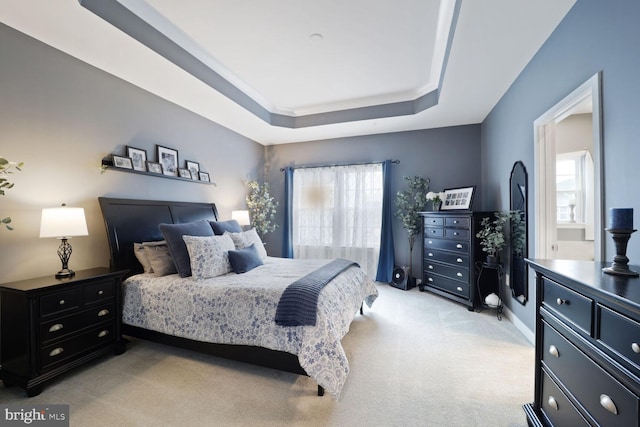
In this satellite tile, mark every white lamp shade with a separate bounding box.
[231,210,251,226]
[40,206,89,238]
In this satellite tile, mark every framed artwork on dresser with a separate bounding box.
[442,186,475,210]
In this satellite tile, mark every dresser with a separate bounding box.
[0,268,128,397]
[420,211,490,310]
[525,259,640,426]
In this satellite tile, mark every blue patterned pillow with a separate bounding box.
[159,220,214,277]
[183,234,236,280]
[228,244,264,274]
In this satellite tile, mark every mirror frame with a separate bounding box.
[510,161,528,305]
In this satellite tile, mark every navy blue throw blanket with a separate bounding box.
[275,258,359,326]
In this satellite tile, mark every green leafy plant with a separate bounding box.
[0,157,24,230]
[395,176,430,278]
[246,180,279,239]
[476,210,523,260]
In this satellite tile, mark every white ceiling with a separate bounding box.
[1,0,575,145]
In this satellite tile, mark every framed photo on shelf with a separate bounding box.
[186,160,199,180]
[146,161,163,174]
[112,155,133,169]
[126,146,147,172]
[441,186,476,210]
[198,171,210,182]
[157,145,178,176]
[178,168,192,179]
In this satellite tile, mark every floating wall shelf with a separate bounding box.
[101,159,216,186]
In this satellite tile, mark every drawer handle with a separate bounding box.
[97,309,110,317]
[428,240,433,244]
[556,298,566,305]
[428,265,434,270]
[456,258,463,263]
[547,396,559,411]
[428,278,433,282]
[632,342,640,354]
[59,299,65,305]
[548,345,559,358]
[428,253,434,257]
[97,290,104,295]
[456,244,463,249]
[453,232,459,236]
[48,323,64,333]
[49,347,64,357]
[453,220,459,224]
[599,394,618,415]
[456,272,463,277]
[98,330,110,338]
[456,286,463,292]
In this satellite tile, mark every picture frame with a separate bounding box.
[198,171,210,182]
[178,168,192,179]
[185,160,199,180]
[157,145,178,176]
[112,155,133,170]
[146,161,163,174]
[126,146,147,172]
[441,186,476,210]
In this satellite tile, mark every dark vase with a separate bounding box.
[486,255,500,267]
[433,201,442,211]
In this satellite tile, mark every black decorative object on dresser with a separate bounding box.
[420,211,491,310]
[0,268,128,397]
[525,259,639,427]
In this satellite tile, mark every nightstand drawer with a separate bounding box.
[424,273,469,298]
[542,277,592,335]
[41,323,115,371]
[445,228,470,240]
[542,321,639,427]
[445,217,470,228]
[424,262,468,282]
[540,370,590,426]
[40,303,115,343]
[83,280,114,304]
[424,249,469,268]
[424,237,469,254]
[598,304,640,376]
[41,289,81,317]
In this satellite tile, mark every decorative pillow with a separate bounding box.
[159,220,214,277]
[133,240,167,273]
[183,234,236,280]
[144,242,177,276]
[210,219,242,235]
[225,228,267,260]
[228,244,264,274]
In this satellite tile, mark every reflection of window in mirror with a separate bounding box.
[556,150,593,228]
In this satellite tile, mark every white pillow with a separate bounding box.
[143,241,177,276]
[183,234,236,280]
[134,240,168,274]
[225,228,267,260]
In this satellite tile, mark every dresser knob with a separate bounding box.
[428,253,433,257]
[548,345,559,358]
[456,258,463,263]
[59,299,65,305]
[98,330,110,338]
[456,286,463,292]
[428,278,433,282]
[456,272,463,277]
[97,309,110,317]
[428,265,434,270]
[98,290,104,295]
[599,394,618,415]
[428,240,433,244]
[453,220,459,224]
[49,323,64,333]
[454,232,459,236]
[456,244,463,249]
[632,342,640,354]
[49,347,64,357]
[547,396,559,411]
[556,298,565,305]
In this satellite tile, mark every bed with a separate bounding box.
[98,197,378,398]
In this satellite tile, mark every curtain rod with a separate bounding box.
[280,159,399,172]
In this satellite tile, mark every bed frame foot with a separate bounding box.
[317,385,325,396]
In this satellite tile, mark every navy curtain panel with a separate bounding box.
[282,166,294,258]
[375,160,395,282]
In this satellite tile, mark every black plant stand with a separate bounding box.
[475,261,503,320]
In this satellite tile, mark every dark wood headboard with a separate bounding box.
[98,197,219,276]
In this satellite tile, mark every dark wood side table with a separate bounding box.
[0,267,128,397]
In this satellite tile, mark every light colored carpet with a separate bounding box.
[1,284,534,426]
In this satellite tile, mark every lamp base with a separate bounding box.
[602,266,639,277]
[55,268,75,279]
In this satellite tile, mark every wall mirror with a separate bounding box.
[510,161,528,305]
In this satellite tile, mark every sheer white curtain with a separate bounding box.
[292,163,383,276]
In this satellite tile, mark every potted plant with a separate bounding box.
[395,176,430,286]
[476,212,509,266]
[0,157,23,230]
[426,191,445,211]
[245,180,278,240]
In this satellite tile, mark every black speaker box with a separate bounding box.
[390,265,413,290]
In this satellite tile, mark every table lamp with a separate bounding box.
[39,204,89,278]
[232,210,251,230]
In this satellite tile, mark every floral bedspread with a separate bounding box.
[122,257,378,398]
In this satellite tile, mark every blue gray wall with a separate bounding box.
[481,0,640,330]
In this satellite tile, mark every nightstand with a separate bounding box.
[0,267,128,397]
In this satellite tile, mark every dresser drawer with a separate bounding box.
[40,288,81,317]
[424,273,469,298]
[424,237,469,254]
[598,304,640,376]
[445,228,470,240]
[424,227,444,238]
[424,261,469,282]
[83,280,114,304]
[41,323,115,371]
[424,217,444,227]
[542,277,593,335]
[40,303,115,344]
[445,217,470,228]
[540,370,590,427]
[424,249,469,268]
[542,321,639,427]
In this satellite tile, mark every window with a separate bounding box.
[556,150,591,224]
